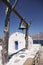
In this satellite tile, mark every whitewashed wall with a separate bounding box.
[8,32,33,55]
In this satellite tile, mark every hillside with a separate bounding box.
[32,32,43,40]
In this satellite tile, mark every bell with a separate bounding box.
[19,20,26,30]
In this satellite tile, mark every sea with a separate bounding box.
[33,40,43,45]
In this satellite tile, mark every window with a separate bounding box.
[15,41,18,50]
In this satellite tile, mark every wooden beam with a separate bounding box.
[2,0,28,25]
[12,0,19,9]
[25,25,28,49]
[2,9,10,65]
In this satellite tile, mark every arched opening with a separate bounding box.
[15,41,18,50]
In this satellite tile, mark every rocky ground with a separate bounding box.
[39,46,43,65]
[0,45,43,65]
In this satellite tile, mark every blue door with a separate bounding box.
[15,41,18,50]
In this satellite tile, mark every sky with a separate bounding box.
[0,0,43,38]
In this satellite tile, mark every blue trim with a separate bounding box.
[15,41,18,50]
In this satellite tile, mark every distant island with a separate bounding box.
[31,32,43,40]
